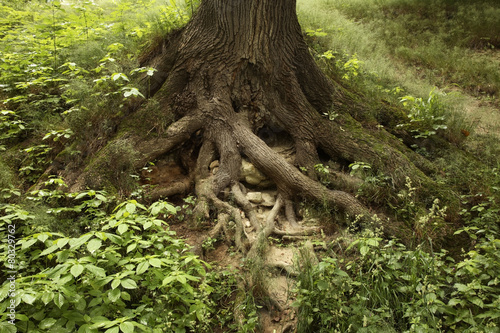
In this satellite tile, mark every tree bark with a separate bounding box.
[68,0,444,243]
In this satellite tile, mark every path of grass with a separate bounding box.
[297,0,500,137]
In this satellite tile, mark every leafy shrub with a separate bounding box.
[293,227,500,332]
[398,89,448,139]
[0,195,216,333]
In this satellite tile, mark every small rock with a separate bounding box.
[261,192,276,207]
[246,192,263,204]
[245,175,263,185]
[241,159,267,185]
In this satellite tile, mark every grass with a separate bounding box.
[297,0,500,137]
[1,1,500,331]
[298,0,500,253]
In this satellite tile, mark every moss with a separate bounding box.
[119,98,175,136]
[0,156,16,189]
[81,136,140,194]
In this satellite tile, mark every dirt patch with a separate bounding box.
[463,98,500,137]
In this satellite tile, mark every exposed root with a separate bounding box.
[193,175,250,253]
[281,322,295,333]
[147,177,192,201]
[281,235,310,242]
[266,294,286,313]
[284,197,300,229]
[273,227,320,237]
[192,212,225,257]
[272,261,299,277]
[135,112,205,165]
[231,182,261,231]
[228,114,372,220]
[247,195,283,260]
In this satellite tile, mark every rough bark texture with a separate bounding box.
[53,0,458,328]
[67,0,443,226]
[50,0,454,273]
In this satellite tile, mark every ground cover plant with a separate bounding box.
[1,0,499,332]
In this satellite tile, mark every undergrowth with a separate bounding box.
[294,228,500,332]
[1,1,500,332]
[0,179,252,333]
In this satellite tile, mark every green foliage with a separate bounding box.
[348,161,372,177]
[294,228,500,332]
[234,292,261,333]
[460,187,500,234]
[306,28,328,38]
[315,0,500,99]
[0,0,192,172]
[0,111,28,149]
[18,145,53,183]
[315,49,365,84]
[398,89,448,139]
[0,193,219,332]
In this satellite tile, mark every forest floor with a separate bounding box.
[172,1,500,331]
[297,0,500,138]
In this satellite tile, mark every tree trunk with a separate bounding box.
[67,0,444,249]
[53,0,458,327]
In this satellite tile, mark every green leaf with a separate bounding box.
[0,322,17,333]
[125,202,136,214]
[108,289,121,303]
[39,318,57,329]
[54,293,66,308]
[71,264,85,278]
[40,244,59,256]
[78,324,97,333]
[126,243,137,253]
[38,233,49,243]
[105,327,119,333]
[360,245,369,256]
[104,233,123,245]
[15,313,28,322]
[41,292,54,305]
[112,73,129,82]
[88,297,102,307]
[121,279,138,289]
[57,238,69,249]
[123,87,144,98]
[85,264,106,278]
[120,322,134,333]
[162,275,175,286]
[69,234,93,249]
[136,261,149,275]
[63,310,85,322]
[21,293,37,305]
[177,275,186,284]
[0,284,9,301]
[111,279,121,290]
[117,224,128,235]
[21,238,37,250]
[87,239,102,253]
[57,250,71,263]
[121,292,131,301]
[76,297,87,311]
[149,258,162,268]
[317,280,329,291]
[470,297,484,308]
[164,203,177,214]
